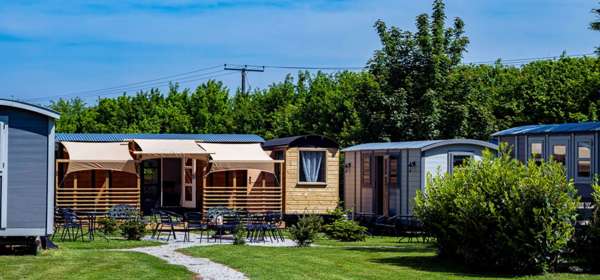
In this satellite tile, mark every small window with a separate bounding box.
[530,142,544,165]
[452,155,471,168]
[450,153,473,174]
[552,144,567,165]
[271,151,284,182]
[577,142,592,178]
[299,150,326,183]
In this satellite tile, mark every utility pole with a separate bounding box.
[224,64,265,94]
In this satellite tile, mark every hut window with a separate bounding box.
[552,144,567,165]
[272,151,284,183]
[299,150,326,183]
[449,153,473,173]
[577,142,592,178]
[530,142,544,165]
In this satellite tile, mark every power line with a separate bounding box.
[464,53,595,65]
[26,65,223,101]
[26,70,234,102]
[226,63,366,71]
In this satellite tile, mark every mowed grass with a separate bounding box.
[180,237,600,280]
[0,238,192,280]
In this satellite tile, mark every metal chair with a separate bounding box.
[156,210,184,241]
[213,209,240,243]
[183,212,209,242]
[61,211,85,241]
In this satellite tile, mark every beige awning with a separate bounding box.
[61,141,137,175]
[131,139,210,160]
[198,143,275,174]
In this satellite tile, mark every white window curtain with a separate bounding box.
[301,151,324,182]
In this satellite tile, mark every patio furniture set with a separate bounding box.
[53,205,285,244]
[151,207,285,243]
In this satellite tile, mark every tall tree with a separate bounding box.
[368,0,469,140]
[592,3,600,54]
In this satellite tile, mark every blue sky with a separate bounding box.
[0,0,597,104]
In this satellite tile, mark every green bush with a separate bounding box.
[119,219,146,240]
[323,219,367,242]
[233,224,246,245]
[97,217,118,235]
[571,181,600,271]
[414,147,579,274]
[323,207,367,242]
[289,214,322,247]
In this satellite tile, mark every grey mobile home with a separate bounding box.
[0,99,59,252]
[342,139,497,217]
[493,122,600,202]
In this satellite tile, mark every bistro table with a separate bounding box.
[76,211,108,241]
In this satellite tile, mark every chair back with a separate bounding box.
[184,212,203,226]
[62,211,79,225]
[158,211,174,224]
[108,204,136,220]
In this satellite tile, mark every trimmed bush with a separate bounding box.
[97,217,118,235]
[323,207,367,242]
[120,219,146,240]
[414,147,579,274]
[289,214,322,247]
[233,224,246,245]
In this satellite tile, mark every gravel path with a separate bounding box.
[124,232,296,280]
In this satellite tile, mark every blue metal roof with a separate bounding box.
[56,133,265,143]
[342,139,498,152]
[0,98,60,119]
[492,122,600,137]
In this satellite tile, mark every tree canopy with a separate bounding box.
[49,0,600,148]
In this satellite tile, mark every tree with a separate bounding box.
[592,3,600,54]
[368,0,469,140]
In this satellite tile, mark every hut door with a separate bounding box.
[0,118,7,229]
[181,158,196,208]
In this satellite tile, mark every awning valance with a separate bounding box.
[61,141,137,175]
[131,139,210,160]
[198,143,275,174]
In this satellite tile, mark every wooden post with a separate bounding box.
[73,173,78,210]
[137,174,141,210]
[202,176,207,214]
[279,162,284,214]
[232,172,237,209]
[55,162,59,212]
[262,177,266,212]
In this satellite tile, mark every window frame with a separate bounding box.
[448,152,474,174]
[297,148,328,186]
[527,137,545,165]
[576,140,593,181]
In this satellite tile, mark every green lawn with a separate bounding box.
[180,237,600,280]
[0,238,192,280]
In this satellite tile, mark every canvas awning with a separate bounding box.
[61,141,137,175]
[131,139,210,160]
[198,143,275,174]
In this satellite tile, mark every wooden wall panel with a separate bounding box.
[284,147,339,214]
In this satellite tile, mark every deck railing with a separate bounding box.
[202,183,282,213]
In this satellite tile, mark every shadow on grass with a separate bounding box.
[371,254,512,278]
[343,244,436,254]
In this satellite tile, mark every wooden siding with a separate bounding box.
[202,170,282,213]
[0,107,50,229]
[283,147,339,214]
[56,170,140,212]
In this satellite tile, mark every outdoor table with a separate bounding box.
[76,211,106,241]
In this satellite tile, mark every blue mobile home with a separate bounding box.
[0,99,59,252]
[493,122,600,202]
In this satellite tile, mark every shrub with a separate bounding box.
[571,181,600,271]
[323,219,367,242]
[289,214,322,247]
[233,224,246,245]
[323,207,367,242]
[97,217,118,235]
[414,146,579,274]
[120,219,146,240]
